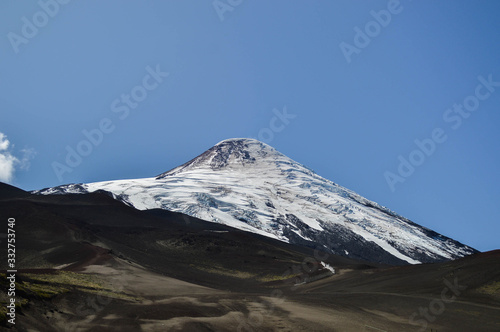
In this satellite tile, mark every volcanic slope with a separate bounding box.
[1,183,499,331]
[36,138,476,265]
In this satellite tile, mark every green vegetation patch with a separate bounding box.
[1,271,138,309]
[23,271,106,291]
[477,280,500,296]
[17,281,69,299]
[258,273,301,283]
[193,264,257,279]
[20,271,139,300]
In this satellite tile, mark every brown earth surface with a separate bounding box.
[0,183,499,331]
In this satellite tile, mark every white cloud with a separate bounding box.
[0,133,10,151]
[0,132,36,183]
[0,153,18,183]
[20,148,36,170]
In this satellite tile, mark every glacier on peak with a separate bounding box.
[35,138,477,265]
[157,138,289,177]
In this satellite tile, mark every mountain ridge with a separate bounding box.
[3,180,499,331]
[34,138,477,265]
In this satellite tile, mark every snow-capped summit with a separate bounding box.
[35,138,477,265]
[157,138,284,177]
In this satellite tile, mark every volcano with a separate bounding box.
[36,138,477,265]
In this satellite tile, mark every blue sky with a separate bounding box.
[1,0,499,252]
